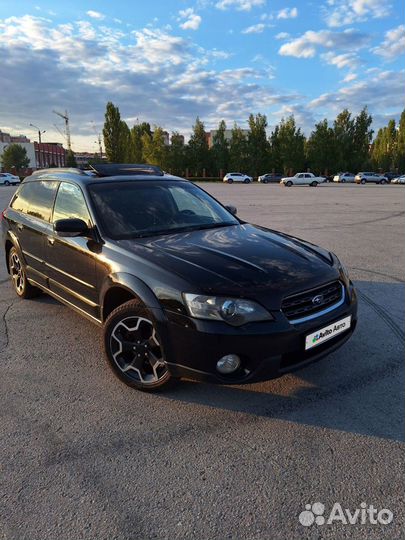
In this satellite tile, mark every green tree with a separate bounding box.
[277,116,306,174]
[229,123,248,171]
[395,109,405,172]
[333,109,355,171]
[166,132,185,175]
[187,117,210,176]
[102,101,128,162]
[306,119,336,174]
[0,144,30,173]
[141,126,166,168]
[66,149,77,167]
[247,113,269,177]
[268,125,282,172]
[211,120,229,175]
[129,122,152,162]
[352,107,373,171]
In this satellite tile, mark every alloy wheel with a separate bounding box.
[110,316,167,385]
[10,252,25,294]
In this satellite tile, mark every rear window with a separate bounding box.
[10,181,59,221]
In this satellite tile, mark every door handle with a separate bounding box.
[47,236,55,246]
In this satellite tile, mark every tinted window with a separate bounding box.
[89,181,238,240]
[53,183,91,225]
[10,181,58,221]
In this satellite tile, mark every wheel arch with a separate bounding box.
[100,273,165,323]
[4,232,23,274]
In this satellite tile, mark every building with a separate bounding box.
[34,142,66,168]
[0,129,36,170]
[206,129,250,148]
[74,152,106,167]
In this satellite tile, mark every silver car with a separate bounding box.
[333,172,355,183]
[354,172,388,184]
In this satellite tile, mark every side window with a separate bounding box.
[53,183,91,225]
[298,174,304,178]
[26,181,59,221]
[10,185,31,214]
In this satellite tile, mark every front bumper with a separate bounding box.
[164,282,358,384]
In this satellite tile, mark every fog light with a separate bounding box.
[216,354,241,374]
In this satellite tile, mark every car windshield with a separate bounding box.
[88,180,239,240]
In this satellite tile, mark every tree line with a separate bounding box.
[103,101,405,177]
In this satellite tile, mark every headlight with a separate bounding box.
[183,294,274,326]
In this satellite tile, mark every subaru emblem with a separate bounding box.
[312,294,324,306]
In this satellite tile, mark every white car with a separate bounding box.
[354,172,388,184]
[280,172,324,187]
[0,172,20,186]
[392,175,405,184]
[223,172,253,184]
[333,172,355,183]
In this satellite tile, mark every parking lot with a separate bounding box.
[0,182,404,539]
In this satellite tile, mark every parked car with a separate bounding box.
[1,165,357,391]
[383,172,397,182]
[280,172,325,187]
[333,172,355,183]
[258,173,283,184]
[223,172,252,184]
[0,172,20,186]
[354,172,388,184]
[392,175,405,184]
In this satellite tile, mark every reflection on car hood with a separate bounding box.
[117,224,339,308]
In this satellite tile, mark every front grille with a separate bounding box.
[281,280,343,322]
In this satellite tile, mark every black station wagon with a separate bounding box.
[1,165,357,390]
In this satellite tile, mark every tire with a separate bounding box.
[310,181,318,187]
[227,178,233,184]
[341,179,346,183]
[244,178,250,184]
[8,247,40,299]
[104,299,171,391]
[380,179,386,185]
[360,179,366,184]
[263,179,268,184]
[286,181,293,187]
[4,180,10,186]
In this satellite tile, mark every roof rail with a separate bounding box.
[31,167,86,176]
[89,163,164,177]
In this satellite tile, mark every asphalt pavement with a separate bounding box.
[0,182,404,540]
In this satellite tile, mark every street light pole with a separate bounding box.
[29,124,46,144]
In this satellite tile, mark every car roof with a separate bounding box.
[25,166,188,186]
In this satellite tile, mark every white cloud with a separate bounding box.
[373,25,405,61]
[279,29,369,58]
[342,73,357,82]
[324,0,391,27]
[322,51,359,69]
[275,32,290,39]
[178,8,202,31]
[277,7,298,19]
[86,10,105,20]
[215,0,265,11]
[242,23,266,34]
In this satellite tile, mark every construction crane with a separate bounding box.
[53,109,71,151]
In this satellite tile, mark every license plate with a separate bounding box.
[305,315,351,350]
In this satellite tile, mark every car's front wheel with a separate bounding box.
[104,299,171,391]
[310,181,318,187]
[8,247,40,299]
[360,178,366,184]
[4,180,10,186]
[227,178,233,184]
[286,181,293,187]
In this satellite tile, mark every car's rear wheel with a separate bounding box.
[286,181,293,187]
[8,247,40,299]
[4,180,10,186]
[244,178,250,183]
[104,299,171,391]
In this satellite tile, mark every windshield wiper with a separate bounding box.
[133,222,236,238]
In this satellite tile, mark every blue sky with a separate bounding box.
[0,0,404,151]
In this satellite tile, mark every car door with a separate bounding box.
[45,181,99,320]
[7,180,59,288]
[296,173,305,185]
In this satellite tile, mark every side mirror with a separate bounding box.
[225,205,237,216]
[54,218,89,237]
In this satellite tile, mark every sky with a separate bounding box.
[0,0,404,152]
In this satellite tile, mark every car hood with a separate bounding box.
[116,224,339,309]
